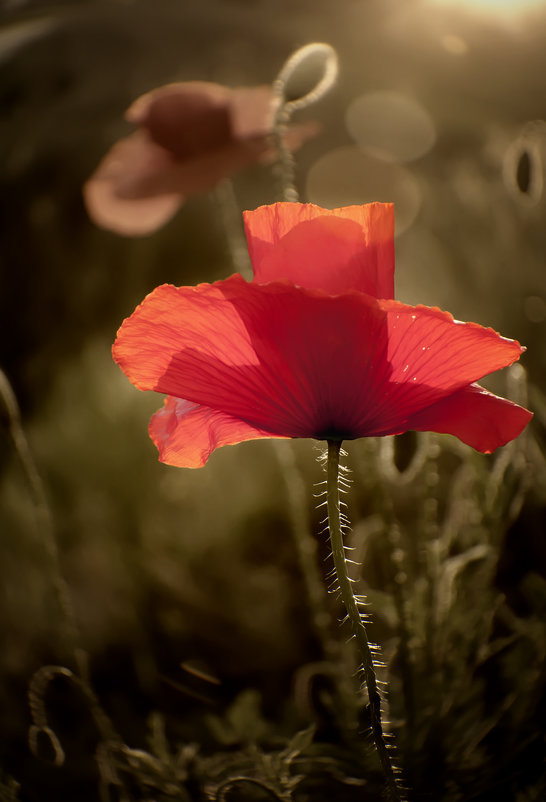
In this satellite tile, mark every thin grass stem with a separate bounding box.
[0,368,125,764]
[0,367,88,682]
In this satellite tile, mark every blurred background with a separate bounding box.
[1,1,545,800]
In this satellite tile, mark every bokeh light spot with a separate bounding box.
[345,91,436,164]
[305,146,421,236]
[426,0,546,17]
[440,34,469,54]
[524,295,546,323]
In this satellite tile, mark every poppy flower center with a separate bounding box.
[313,426,355,442]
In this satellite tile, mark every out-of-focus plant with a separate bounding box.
[83,81,319,237]
[349,364,545,799]
[503,120,545,207]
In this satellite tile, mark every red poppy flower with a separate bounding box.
[113,202,532,468]
[84,81,319,236]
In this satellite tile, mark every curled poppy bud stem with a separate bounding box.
[326,439,403,801]
[272,42,339,201]
[275,42,339,114]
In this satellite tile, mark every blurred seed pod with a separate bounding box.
[378,431,427,484]
[503,121,545,206]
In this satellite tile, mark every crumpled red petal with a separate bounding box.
[113,277,525,454]
[406,383,533,453]
[149,396,286,468]
[128,82,318,150]
[243,202,395,298]
[85,83,321,236]
[92,83,248,227]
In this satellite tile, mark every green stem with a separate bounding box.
[326,440,402,802]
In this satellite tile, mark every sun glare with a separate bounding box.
[428,0,546,15]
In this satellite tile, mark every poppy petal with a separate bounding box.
[127,82,232,158]
[229,85,276,139]
[243,202,395,298]
[149,396,286,468]
[113,278,309,437]
[280,120,323,151]
[113,278,525,444]
[125,81,230,125]
[406,383,533,453]
[86,132,179,199]
[84,188,181,237]
[358,299,526,435]
[83,132,263,235]
[83,133,183,236]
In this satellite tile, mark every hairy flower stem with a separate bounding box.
[326,440,401,802]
